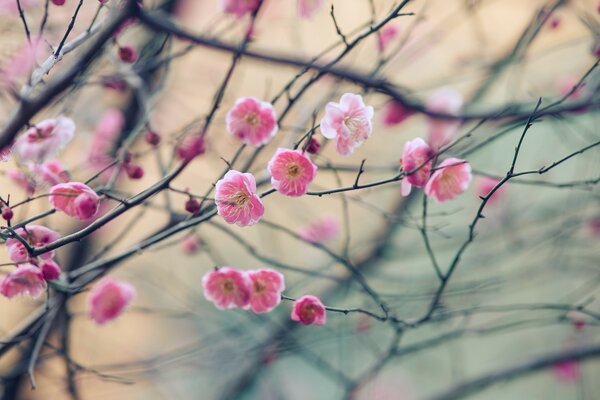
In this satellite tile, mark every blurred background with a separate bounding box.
[0,0,599,399]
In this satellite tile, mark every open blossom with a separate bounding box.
[320,93,374,156]
[298,216,339,243]
[202,267,251,310]
[49,182,100,220]
[88,277,136,325]
[246,269,284,313]
[181,234,202,255]
[226,97,278,147]
[215,170,264,226]
[382,101,413,127]
[476,177,505,204]
[425,158,472,203]
[400,138,434,196]
[267,148,317,197]
[0,264,46,299]
[219,0,260,17]
[6,225,60,263]
[298,0,323,18]
[0,35,42,87]
[30,160,70,188]
[426,87,463,150]
[13,117,75,163]
[291,295,326,325]
[88,109,124,177]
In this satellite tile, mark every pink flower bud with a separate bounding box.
[185,197,201,214]
[291,295,326,326]
[118,46,137,63]
[51,0,65,5]
[144,130,161,146]
[49,182,100,220]
[305,138,321,154]
[41,260,61,281]
[125,164,144,180]
[176,134,206,161]
[1,207,13,222]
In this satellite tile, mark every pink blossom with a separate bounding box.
[0,35,42,88]
[49,182,100,220]
[424,158,472,203]
[297,0,323,19]
[588,216,600,237]
[246,269,285,313]
[202,267,251,309]
[291,295,326,325]
[6,225,60,263]
[267,148,317,197]
[30,160,70,188]
[13,117,75,163]
[552,360,581,383]
[298,216,339,243]
[226,97,278,147]
[40,260,61,281]
[377,24,399,52]
[0,264,46,299]
[381,101,413,127]
[89,109,124,168]
[475,177,505,204]
[181,234,202,254]
[426,87,463,150]
[7,168,35,194]
[0,146,11,162]
[219,0,260,17]
[557,75,585,100]
[0,0,36,15]
[400,138,434,196]
[215,170,264,227]
[320,93,374,156]
[176,134,206,161]
[88,277,136,325]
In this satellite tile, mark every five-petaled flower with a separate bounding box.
[291,295,327,326]
[267,148,318,197]
[88,277,136,325]
[6,225,60,263]
[424,157,472,203]
[202,267,251,309]
[246,269,285,314]
[226,97,278,147]
[400,138,434,196]
[426,87,463,150]
[215,170,264,227]
[13,117,75,163]
[0,264,47,299]
[49,182,100,220]
[320,93,374,156]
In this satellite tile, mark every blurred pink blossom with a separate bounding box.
[88,277,135,325]
[424,157,472,203]
[6,225,60,263]
[13,116,75,163]
[400,138,434,196]
[0,264,46,299]
[297,0,323,19]
[49,182,100,220]
[291,295,326,325]
[298,216,339,243]
[426,87,463,150]
[202,267,251,310]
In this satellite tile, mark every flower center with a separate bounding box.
[286,162,303,179]
[231,191,250,207]
[222,279,234,293]
[253,280,266,293]
[244,112,259,127]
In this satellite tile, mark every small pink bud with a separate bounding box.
[118,46,137,63]
[548,16,560,29]
[2,207,13,222]
[185,197,201,214]
[41,260,61,281]
[144,130,161,146]
[291,295,326,326]
[176,134,206,161]
[305,138,321,154]
[103,76,128,91]
[125,164,144,180]
[51,0,65,5]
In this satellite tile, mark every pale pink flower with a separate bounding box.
[219,0,260,17]
[377,24,399,52]
[552,360,580,383]
[298,216,339,243]
[291,295,326,325]
[88,109,124,172]
[88,277,135,325]
[267,148,317,197]
[181,234,202,255]
[30,160,69,188]
[297,0,323,19]
[6,168,35,194]
[0,147,11,162]
[40,260,61,281]
[246,269,284,313]
[13,117,75,163]
[0,35,42,87]
[475,177,505,204]
[426,87,463,150]
[320,93,374,156]
[6,225,60,263]
[226,97,278,147]
[381,101,413,127]
[215,170,264,227]
[0,0,36,15]
[400,138,434,196]
[424,158,472,203]
[202,267,251,310]
[49,182,100,220]
[0,264,46,299]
